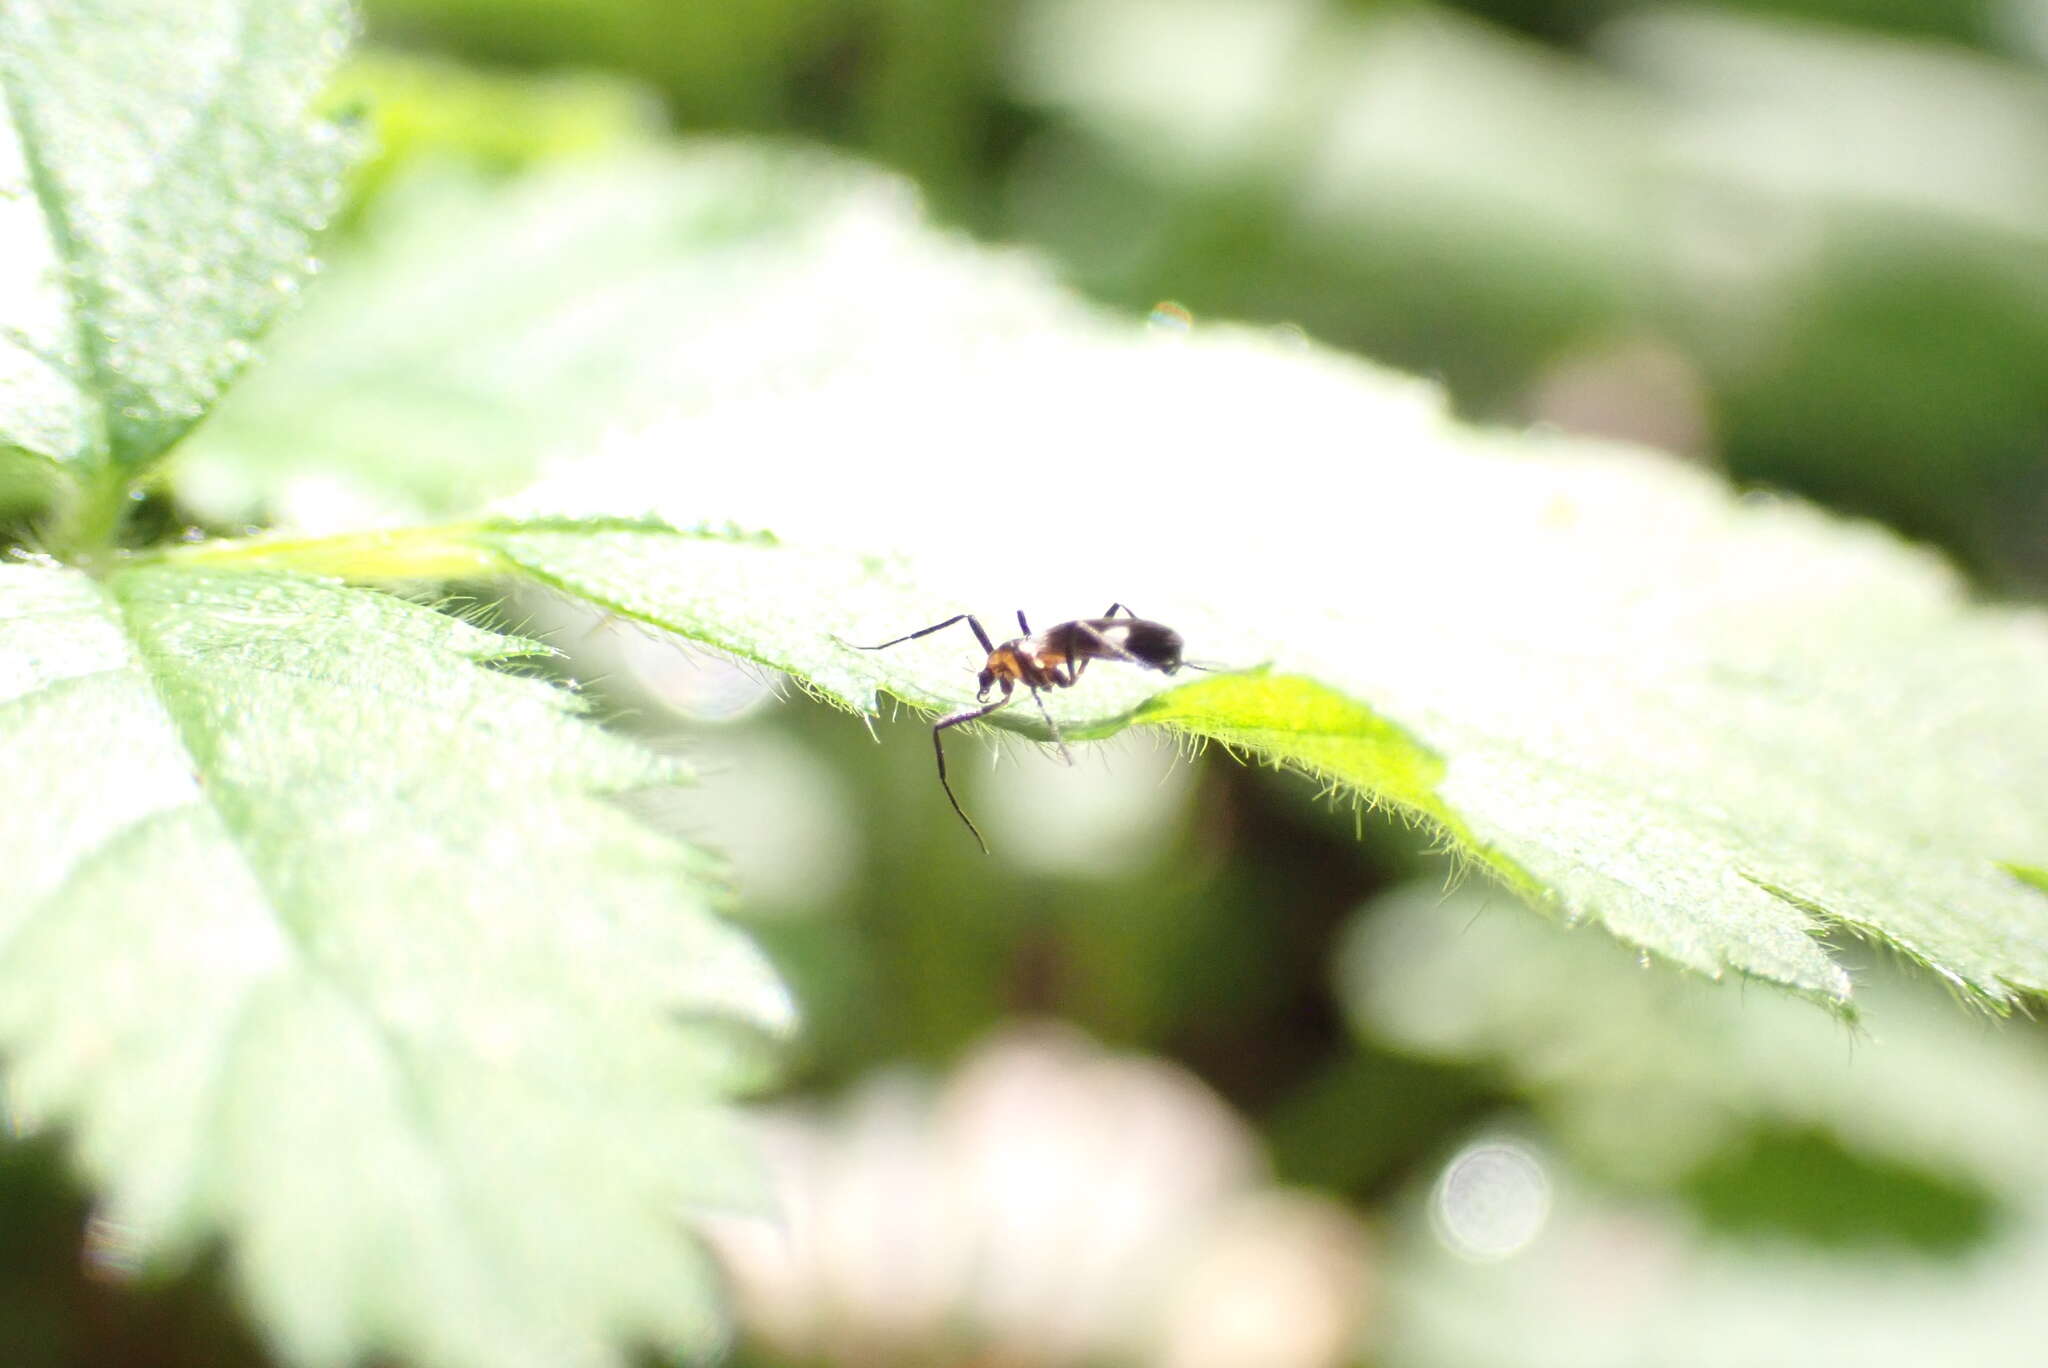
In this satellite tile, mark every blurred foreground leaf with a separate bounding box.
[167,147,2048,1015]
[0,0,351,505]
[0,561,790,1368]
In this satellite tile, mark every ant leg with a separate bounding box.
[1017,610,1032,635]
[1027,687,1074,767]
[933,696,1011,854]
[1070,609,1137,683]
[1087,617,1213,676]
[844,613,995,656]
[1071,621,1151,670]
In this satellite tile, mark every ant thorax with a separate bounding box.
[983,644,1032,683]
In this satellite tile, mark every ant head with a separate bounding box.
[976,667,996,700]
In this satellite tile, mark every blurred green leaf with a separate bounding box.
[163,147,2048,1016]
[1352,882,2048,1367]
[1342,881,2048,1193]
[0,561,790,1368]
[1010,0,1653,401]
[1383,1134,2048,1368]
[1007,0,2048,588]
[1680,1128,1994,1257]
[323,49,667,217]
[0,0,352,494]
[359,0,839,127]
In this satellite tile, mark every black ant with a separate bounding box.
[846,604,1190,853]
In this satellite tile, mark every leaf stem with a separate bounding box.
[50,467,136,562]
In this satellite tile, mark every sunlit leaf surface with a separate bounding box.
[164,150,2048,1013]
[0,0,351,477]
[0,562,790,1368]
[173,147,1064,529]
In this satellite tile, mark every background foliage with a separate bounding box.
[5,0,2048,1364]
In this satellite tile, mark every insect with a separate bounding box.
[846,604,1189,853]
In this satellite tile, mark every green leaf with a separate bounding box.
[0,561,790,1368]
[0,0,351,485]
[160,150,2048,1016]
[507,501,2048,1017]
